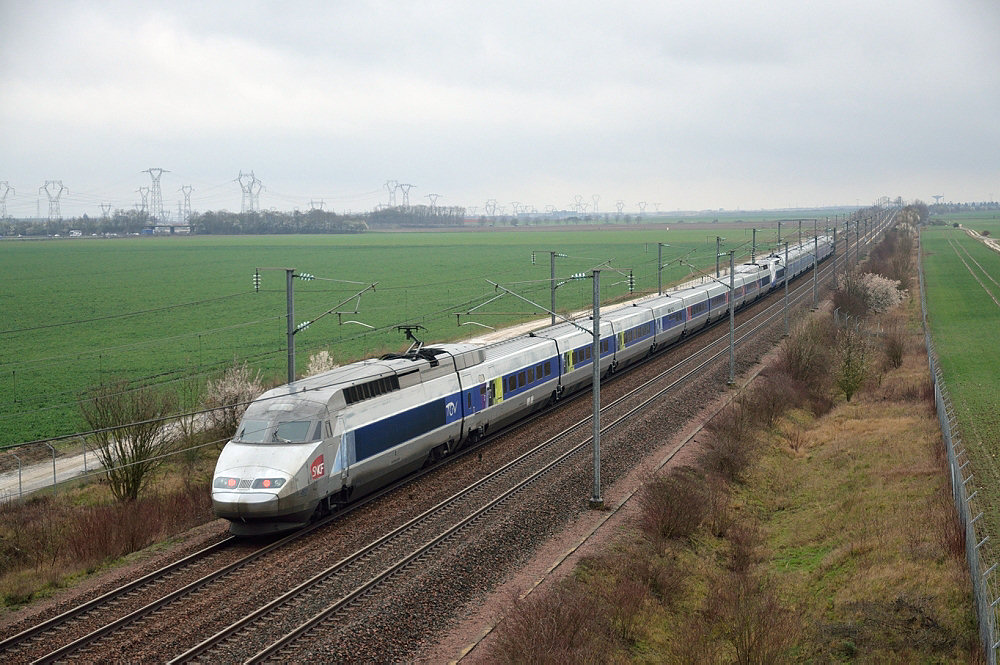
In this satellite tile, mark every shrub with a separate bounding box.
[202,359,264,437]
[882,323,907,370]
[306,350,339,375]
[726,522,762,573]
[597,575,648,643]
[635,467,709,545]
[705,568,799,665]
[775,317,835,388]
[583,541,685,608]
[705,472,734,537]
[490,582,611,663]
[741,374,794,429]
[836,328,872,402]
[701,403,761,482]
[833,271,870,318]
[835,272,905,318]
[859,273,905,313]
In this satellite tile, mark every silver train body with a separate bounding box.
[213,237,832,535]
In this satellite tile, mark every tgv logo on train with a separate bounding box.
[211,236,833,535]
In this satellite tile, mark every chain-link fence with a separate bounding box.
[919,230,1000,662]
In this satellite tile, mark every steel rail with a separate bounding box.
[0,537,234,658]
[29,222,874,663]
[185,248,845,663]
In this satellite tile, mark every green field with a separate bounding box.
[921,225,1000,545]
[2,225,800,446]
[931,210,1000,237]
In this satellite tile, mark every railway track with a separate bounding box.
[172,248,854,663]
[0,217,890,663]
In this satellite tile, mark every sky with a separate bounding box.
[1,0,999,219]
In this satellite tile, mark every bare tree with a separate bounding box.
[80,380,177,502]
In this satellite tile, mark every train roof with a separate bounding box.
[248,342,486,415]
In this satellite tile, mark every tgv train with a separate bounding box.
[213,237,833,535]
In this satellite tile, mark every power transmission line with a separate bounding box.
[0,291,256,337]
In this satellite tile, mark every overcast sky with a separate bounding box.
[1,0,998,219]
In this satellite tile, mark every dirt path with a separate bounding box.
[963,225,1000,255]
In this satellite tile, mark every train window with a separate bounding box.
[273,420,313,443]
[536,363,543,379]
[518,371,526,388]
[544,361,551,376]
[467,393,473,409]
[236,420,269,443]
[527,367,535,383]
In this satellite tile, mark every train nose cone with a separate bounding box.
[212,491,280,520]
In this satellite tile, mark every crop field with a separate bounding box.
[2,225,793,446]
[921,226,1000,545]
[932,210,1000,237]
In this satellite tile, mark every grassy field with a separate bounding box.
[2,225,801,447]
[488,289,978,661]
[921,225,1000,554]
[930,210,1000,237]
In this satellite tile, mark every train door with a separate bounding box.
[487,366,503,406]
[336,417,354,492]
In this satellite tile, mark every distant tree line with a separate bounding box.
[367,204,466,227]
[191,209,368,234]
[2,209,155,237]
[1,204,473,237]
[929,201,1000,214]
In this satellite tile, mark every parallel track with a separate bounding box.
[176,248,850,663]
[6,217,890,663]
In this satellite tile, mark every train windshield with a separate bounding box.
[272,420,315,443]
[233,419,324,444]
[234,396,332,445]
[236,420,270,443]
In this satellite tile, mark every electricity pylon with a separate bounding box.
[143,168,169,221]
[39,181,67,220]
[237,171,256,212]
[137,186,150,214]
[179,185,193,221]
[0,182,13,219]
[398,183,414,208]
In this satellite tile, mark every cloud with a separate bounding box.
[1,0,998,215]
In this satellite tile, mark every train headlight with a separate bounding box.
[251,478,286,489]
[214,477,240,489]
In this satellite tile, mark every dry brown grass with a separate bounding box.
[0,455,215,610]
[488,292,978,662]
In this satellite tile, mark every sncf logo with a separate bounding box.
[310,455,325,480]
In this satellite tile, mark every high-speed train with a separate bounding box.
[212,237,833,535]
